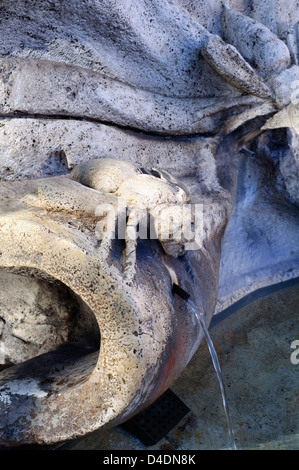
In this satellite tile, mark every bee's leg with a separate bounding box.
[95,205,117,262]
[123,208,141,283]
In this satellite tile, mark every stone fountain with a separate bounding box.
[0,0,298,448]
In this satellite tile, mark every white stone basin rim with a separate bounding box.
[0,205,201,446]
[212,277,299,329]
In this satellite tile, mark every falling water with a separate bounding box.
[187,298,238,450]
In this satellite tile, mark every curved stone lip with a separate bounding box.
[0,211,142,444]
[0,199,202,446]
[0,265,102,375]
[0,57,276,136]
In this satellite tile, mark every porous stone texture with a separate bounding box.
[254,128,299,208]
[222,5,291,76]
[0,270,99,367]
[279,130,299,206]
[0,0,298,447]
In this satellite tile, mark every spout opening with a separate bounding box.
[0,267,101,390]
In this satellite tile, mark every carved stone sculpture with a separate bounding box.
[0,0,298,447]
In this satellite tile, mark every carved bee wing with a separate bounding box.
[222,5,291,76]
[201,34,274,100]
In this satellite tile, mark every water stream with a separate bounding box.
[187,298,238,450]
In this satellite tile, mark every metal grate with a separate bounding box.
[121,389,190,446]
